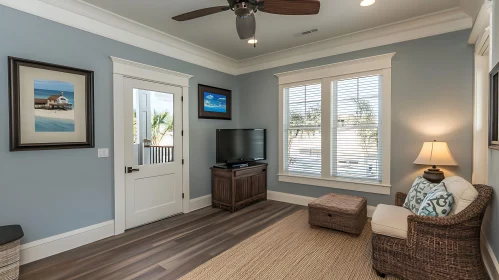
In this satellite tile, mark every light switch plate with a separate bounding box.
[98,148,109,158]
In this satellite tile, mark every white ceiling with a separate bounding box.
[79,0,461,60]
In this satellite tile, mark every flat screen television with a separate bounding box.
[216,129,266,165]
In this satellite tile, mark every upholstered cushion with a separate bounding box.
[442,176,478,215]
[403,176,439,214]
[418,183,454,217]
[371,204,414,239]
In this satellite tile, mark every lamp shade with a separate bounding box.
[414,141,458,166]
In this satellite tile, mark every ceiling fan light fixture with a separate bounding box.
[360,0,375,7]
[248,39,258,44]
[234,2,256,18]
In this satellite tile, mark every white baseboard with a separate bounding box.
[188,191,379,217]
[189,195,212,212]
[267,190,315,206]
[482,232,499,280]
[267,191,377,217]
[366,206,377,218]
[20,220,114,265]
[188,192,378,217]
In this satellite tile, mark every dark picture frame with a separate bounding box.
[8,57,94,151]
[198,84,231,120]
[490,62,499,150]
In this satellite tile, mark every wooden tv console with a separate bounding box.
[211,163,268,212]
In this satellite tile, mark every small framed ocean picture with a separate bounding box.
[9,57,94,151]
[198,84,231,120]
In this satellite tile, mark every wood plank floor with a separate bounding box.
[20,200,305,280]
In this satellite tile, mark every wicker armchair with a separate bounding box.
[372,184,493,280]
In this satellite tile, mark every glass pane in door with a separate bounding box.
[133,89,174,165]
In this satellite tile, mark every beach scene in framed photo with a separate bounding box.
[34,80,75,132]
[198,84,231,120]
[203,92,227,113]
[9,57,94,151]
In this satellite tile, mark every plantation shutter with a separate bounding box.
[332,75,382,182]
[284,84,322,175]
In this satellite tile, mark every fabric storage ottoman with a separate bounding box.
[0,225,24,280]
[308,193,367,235]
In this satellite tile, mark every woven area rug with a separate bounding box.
[180,210,398,280]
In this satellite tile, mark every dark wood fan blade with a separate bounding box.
[259,0,320,15]
[236,13,256,40]
[172,6,230,21]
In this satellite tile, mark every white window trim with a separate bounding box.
[276,53,394,195]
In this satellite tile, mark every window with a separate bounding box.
[333,75,381,181]
[277,53,393,194]
[284,84,322,175]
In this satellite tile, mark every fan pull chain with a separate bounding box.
[253,35,256,48]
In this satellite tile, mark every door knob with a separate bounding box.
[126,166,140,173]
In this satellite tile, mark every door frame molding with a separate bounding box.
[111,57,192,235]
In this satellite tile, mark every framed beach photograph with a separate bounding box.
[9,57,94,151]
[198,84,231,120]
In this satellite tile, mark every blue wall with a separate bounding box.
[0,4,478,247]
[0,5,239,243]
[239,30,474,206]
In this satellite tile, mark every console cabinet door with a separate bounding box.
[234,172,267,203]
[251,172,266,197]
[235,176,250,203]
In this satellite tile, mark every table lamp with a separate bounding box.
[413,140,458,183]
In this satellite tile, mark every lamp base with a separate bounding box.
[423,167,445,183]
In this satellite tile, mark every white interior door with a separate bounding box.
[124,78,183,229]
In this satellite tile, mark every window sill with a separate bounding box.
[489,145,499,151]
[278,173,391,195]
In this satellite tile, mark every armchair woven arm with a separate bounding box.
[407,184,492,228]
[395,192,407,207]
[406,185,492,241]
[407,211,477,228]
[406,214,481,250]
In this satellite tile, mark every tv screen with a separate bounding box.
[216,129,266,164]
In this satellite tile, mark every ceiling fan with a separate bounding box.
[172,0,321,40]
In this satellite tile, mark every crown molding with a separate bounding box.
[0,0,238,74]
[236,8,472,75]
[0,1,472,76]
[460,0,486,22]
[468,1,492,44]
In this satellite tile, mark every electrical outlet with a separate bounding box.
[98,148,109,158]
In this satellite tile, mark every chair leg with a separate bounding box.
[374,267,386,278]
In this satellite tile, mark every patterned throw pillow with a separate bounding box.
[418,183,454,217]
[403,176,439,214]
